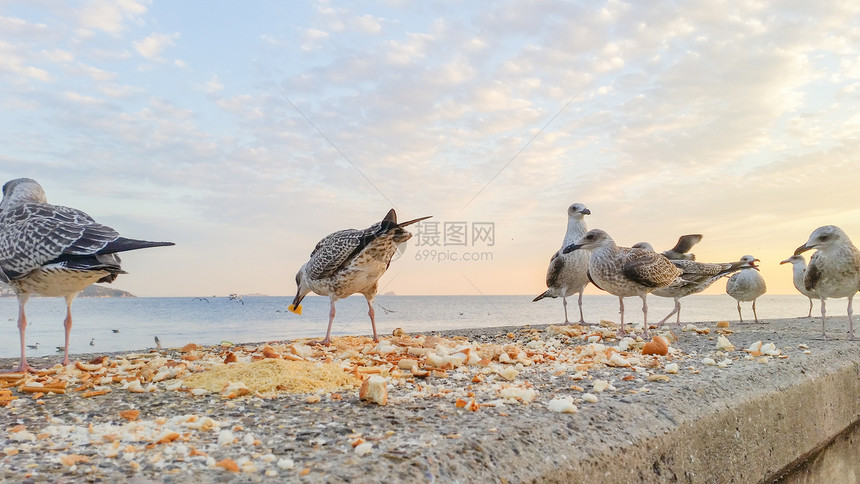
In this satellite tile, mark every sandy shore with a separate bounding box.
[1,317,859,483]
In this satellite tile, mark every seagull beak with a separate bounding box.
[779,258,791,265]
[794,244,811,255]
[562,243,582,254]
[288,289,305,315]
[581,208,591,215]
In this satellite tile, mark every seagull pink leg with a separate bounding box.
[640,295,650,338]
[752,298,762,323]
[562,296,570,324]
[615,297,628,337]
[816,298,829,340]
[5,294,35,374]
[62,295,74,366]
[366,297,379,342]
[310,298,336,346]
[577,292,587,325]
[657,299,680,327]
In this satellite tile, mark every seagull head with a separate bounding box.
[631,242,655,252]
[739,255,760,270]
[0,178,47,212]
[567,203,591,219]
[289,267,312,314]
[779,254,804,266]
[795,225,850,255]
[562,228,613,254]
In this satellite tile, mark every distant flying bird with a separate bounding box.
[563,229,681,337]
[632,234,703,261]
[533,203,591,324]
[111,329,120,333]
[89,338,95,346]
[0,178,174,373]
[725,255,767,323]
[154,336,162,351]
[193,297,210,303]
[795,225,860,340]
[780,254,820,318]
[289,209,431,345]
[228,293,244,305]
[651,257,747,326]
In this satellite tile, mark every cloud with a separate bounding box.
[75,0,150,36]
[133,32,180,59]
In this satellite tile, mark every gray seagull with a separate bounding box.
[289,209,431,346]
[563,229,681,337]
[725,255,767,323]
[533,203,591,324]
[795,225,860,340]
[0,178,174,373]
[780,254,820,318]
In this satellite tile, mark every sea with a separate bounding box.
[0,294,823,359]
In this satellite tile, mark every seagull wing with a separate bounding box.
[545,251,564,287]
[669,234,703,255]
[0,203,119,279]
[804,257,822,292]
[622,249,680,288]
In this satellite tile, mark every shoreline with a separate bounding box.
[2,317,859,483]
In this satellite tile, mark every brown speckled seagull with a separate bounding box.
[794,225,860,340]
[0,178,174,373]
[651,257,747,326]
[289,209,431,346]
[780,254,820,318]
[533,203,591,324]
[725,255,767,323]
[563,229,681,337]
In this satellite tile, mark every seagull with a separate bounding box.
[533,203,591,324]
[0,178,174,373]
[26,342,39,350]
[154,336,162,351]
[89,338,95,346]
[725,255,767,323]
[111,329,120,333]
[780,254,820,318]
[228,293,244,305]
[651,257,747,326]
[795,225,860,340]
[289,209,431,345]
[632,234,703,261]
[563,229,681,337]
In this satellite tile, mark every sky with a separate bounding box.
[1,0,859,298]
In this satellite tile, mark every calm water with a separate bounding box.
[0,294,822,359]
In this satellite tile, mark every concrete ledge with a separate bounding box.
[1,317,858,482]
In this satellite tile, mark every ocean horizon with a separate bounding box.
[0,294,829,359]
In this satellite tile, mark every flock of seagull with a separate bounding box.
[533,203,860,342]
[1,178,858,374]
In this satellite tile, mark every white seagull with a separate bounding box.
[651,257,747,326]
[794,225,860,340]
[0,178,174,373]
[563,229,681,337]
[632,234,703,261]
[725,255,767,323]
[780,254,820,318]
[289,209,431,346]
[533,203,591,324]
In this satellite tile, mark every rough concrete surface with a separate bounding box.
[1,316,859,483]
